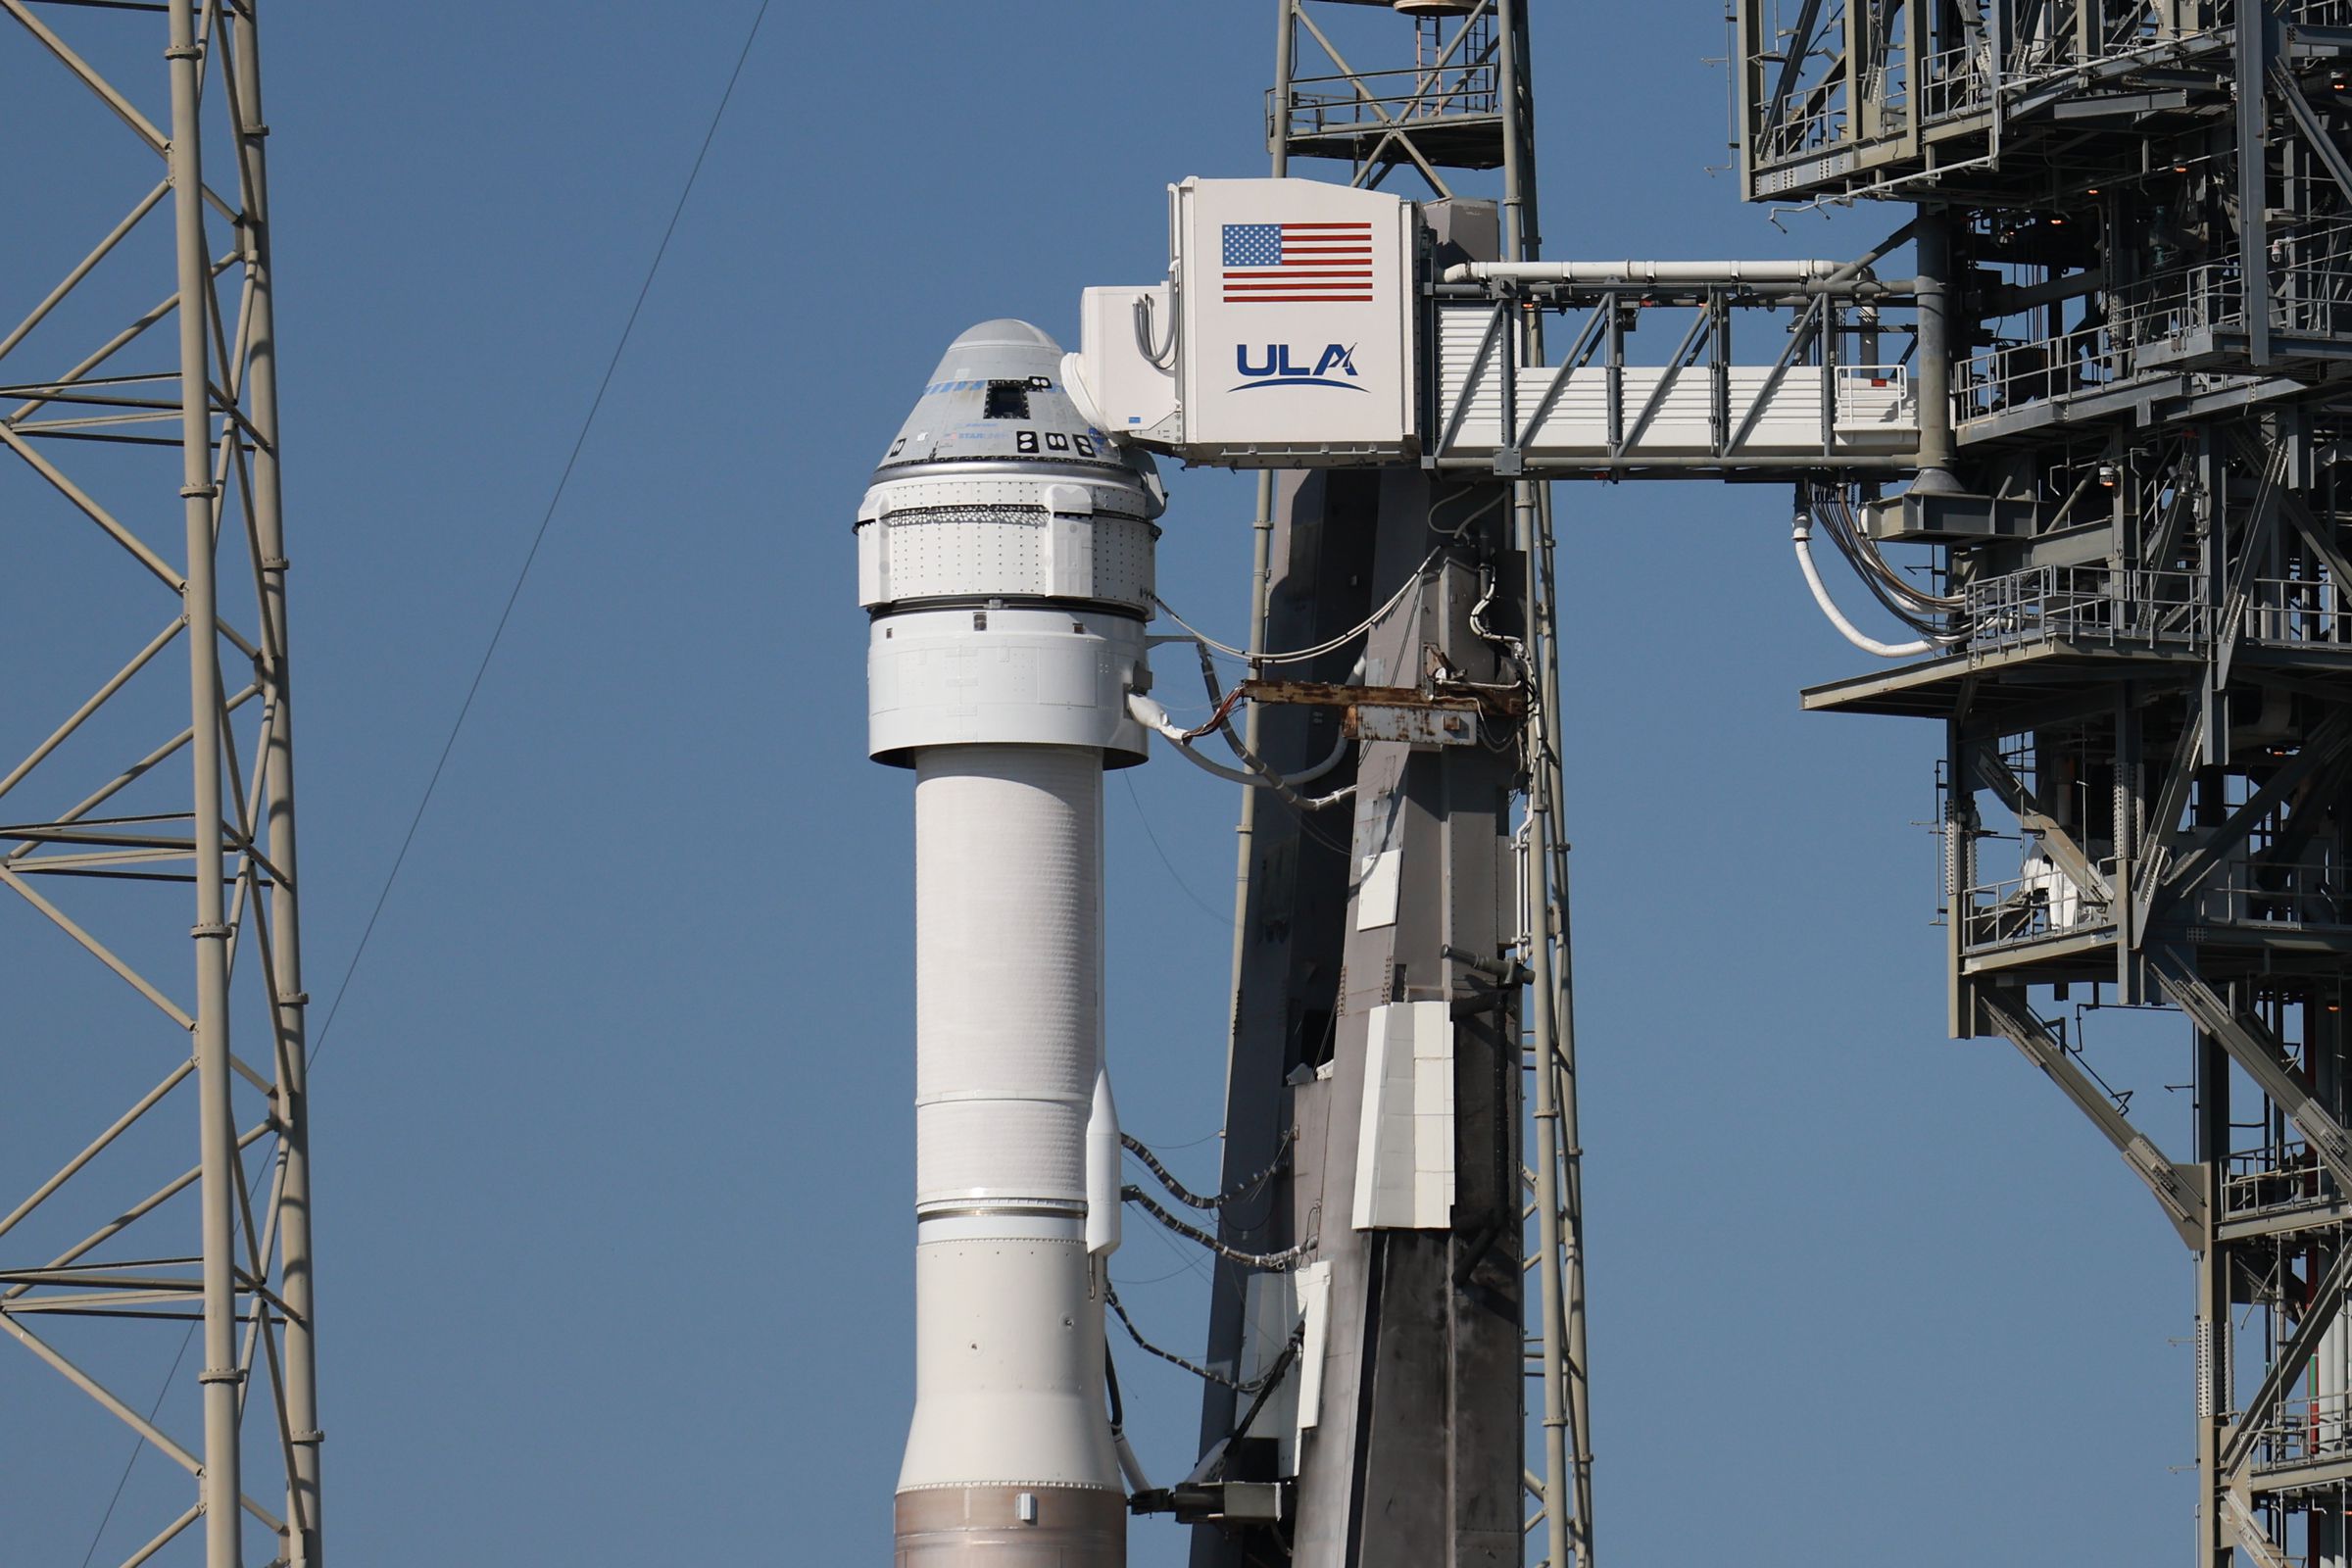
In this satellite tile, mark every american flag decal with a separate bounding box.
[1221,221,1375,303]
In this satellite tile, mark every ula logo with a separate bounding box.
[1232,343,1366,393]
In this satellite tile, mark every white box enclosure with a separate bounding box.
[1068,177,1418,466]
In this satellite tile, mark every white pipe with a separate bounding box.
[1443,259,1849,285]
[1127,692,1353,804]
[1791,518,1937,659]
[1112,1427,1154,1497]
[1129,692,1258,786]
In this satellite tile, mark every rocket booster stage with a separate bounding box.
[857,321,1162,1567]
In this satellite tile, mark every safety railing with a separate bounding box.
[1962,567,2352,659]
[2247,578,2352,649]
[1915,44,1994,123]
[1958,239,2352,421]
[2224,1142,2338,1221]
[1969,851,2352,953]
[2184,859,2352,932]
[1759,20,2220,172]
[1278,64,1500,141]
[1961,855,2114,951]
[1750,100,1847,167]
[1955,323,2126,417]
[1963,566,2210,654]
[2246,1387,2352,1476]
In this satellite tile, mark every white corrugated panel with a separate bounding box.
[913,745,1101,1210]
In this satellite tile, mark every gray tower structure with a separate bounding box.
[1,6,323,1566]
[1737,3,2352,1562]
[1179,7,1597,1568]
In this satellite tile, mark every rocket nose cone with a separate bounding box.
[946,318,1063,356]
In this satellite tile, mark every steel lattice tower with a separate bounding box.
[1736,1,2352,1561]
[1,3,321,1564]
[1186,6,1595,1567]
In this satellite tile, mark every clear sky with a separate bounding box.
[3,4,2190,1564]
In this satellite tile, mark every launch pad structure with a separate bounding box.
[13,2,2352,1567]
[1166,4,2352,1568]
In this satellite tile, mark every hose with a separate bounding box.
[1103,1347,1155,1495]
[1814,490,1964,613]
[1128,693,1354,809]
[1124,1128,1294,1210]
[1133,288,1179,371]
[1814,511,1970,641]
[1124,1185,1316,1271]
[1186,640,1352,783]
[1791,515,1939,658]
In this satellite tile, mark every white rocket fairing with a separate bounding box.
[857,320,1161,1567]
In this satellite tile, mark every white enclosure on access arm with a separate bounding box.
[1068,177,1418,466]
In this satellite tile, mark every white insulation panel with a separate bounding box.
[1351,1001,1455,1230]
[912,745,1101,1211]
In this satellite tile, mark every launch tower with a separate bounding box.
[1738,3,2352,1562]
[1184,7,1596,1568]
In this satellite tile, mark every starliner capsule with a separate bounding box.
[857,320,1161,1568]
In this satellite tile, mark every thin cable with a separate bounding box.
[1119,771,1231,927]
[305,0,770,1071]
[74,1330,191,1568]
[1154,548,1440,665]
[1104,1281,1299,1393]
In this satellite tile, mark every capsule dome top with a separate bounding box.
[870,318,1155,505]
[945,318,1061,353]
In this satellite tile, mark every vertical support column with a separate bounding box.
[1911,207,1961,494]
[167,4,245,1564]
[229,8,322,1561]
[1229,0,1298,1009]
[1945,714,1979,1039]
[2114,689,2139,1000]
[2236,0,2275,368]
[2194,1028,2233,1568]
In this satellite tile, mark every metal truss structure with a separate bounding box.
[1186,6,1595,1568]
[1,3,320,1565]
[1737,1,2352,1562]
[1271,0,1517,191]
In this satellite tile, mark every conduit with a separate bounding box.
[1791,515,1937,659]
[1444,258,1850,285]
[1127,693,1353,808]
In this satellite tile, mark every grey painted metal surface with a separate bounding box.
[1,2,322,1564]
[1738,3,2352,1560]
[1186,7,1594,1568]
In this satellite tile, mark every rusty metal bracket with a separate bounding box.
[1240,678,1524,750]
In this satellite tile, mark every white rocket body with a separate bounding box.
[858,320,1158,1568]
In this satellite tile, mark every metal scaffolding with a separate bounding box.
[1185,6,1595,1568]
[1739,2,2352,1561]
[1,3,321,1564]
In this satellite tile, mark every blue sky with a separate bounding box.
[1,5,2189,1563]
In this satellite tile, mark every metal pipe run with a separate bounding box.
[164,6,247,1565]
[1444,259,1848,285]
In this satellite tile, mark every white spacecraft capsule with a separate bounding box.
[857,320,1161,1568]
